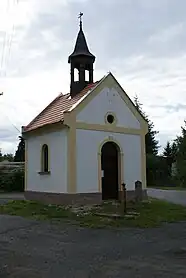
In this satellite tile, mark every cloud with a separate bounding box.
[149,23,184,44]
[0,0,186,154]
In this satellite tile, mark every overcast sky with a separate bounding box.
[0,0,185,154]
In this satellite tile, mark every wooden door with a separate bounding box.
[101,142,119,200]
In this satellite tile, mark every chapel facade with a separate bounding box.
[22,14,148,205]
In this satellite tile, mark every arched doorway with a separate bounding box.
[101,141,119,200]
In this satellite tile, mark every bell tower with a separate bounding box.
[68,13,95,98]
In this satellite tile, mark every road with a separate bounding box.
[0,215,186,277]
[1,189,186,206]
[0,193,24,205]
[147,188,186,206]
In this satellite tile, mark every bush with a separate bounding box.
[146,154,177,187]
[0,168,24,192]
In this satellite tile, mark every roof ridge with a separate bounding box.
[24,93,64,131]
[23,80,103,133]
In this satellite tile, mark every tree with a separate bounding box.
[3,153,14,162]
[134,96,159,155]
[133,96,160,186]
[169,142,178,164]
[163,141,174,177]
[163,141,172,157]
[14,136,25,162]
[174,121,186,187]
[0,149,2,162]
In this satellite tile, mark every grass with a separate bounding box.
[0,199,186,228]
[149,186,186,191]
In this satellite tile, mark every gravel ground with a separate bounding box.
[148,188,186,206]
[0,215,186,277]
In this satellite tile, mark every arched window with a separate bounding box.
[85,70,89,82]
[74,68,79,81]
[41,144,49,172]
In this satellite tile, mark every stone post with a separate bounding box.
[135,180,143,203]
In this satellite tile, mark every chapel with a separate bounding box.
[22,14,148,205]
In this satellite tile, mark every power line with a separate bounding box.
[0,0,19,78]
[6,0,19,72]
[0,97,22,133]
[0,0,10,77]
[6,22,15,74]
[0,0,21,135]
[0,108,21,133]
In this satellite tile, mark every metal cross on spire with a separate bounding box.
[78,12,83,29]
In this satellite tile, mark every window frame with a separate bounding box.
[104,112,117,126]
[39,144,50,175]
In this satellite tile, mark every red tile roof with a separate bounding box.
[23,82,98,133]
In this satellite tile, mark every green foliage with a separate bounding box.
[163,141,177,161]
[134,96,159,155]
[133,96,162,185]
[171,142,178,163]
[0,149,14,162]
[3,153,14,162]
[1,199,186,228]
[0,168,24,192]
[14,136,25,162]
[0,200,73,220]
[146,154,175,186]
[163,141,172,157]
[163,141,178,177]
[174,121,186,187]
[0,149,2,162]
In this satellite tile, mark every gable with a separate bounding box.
[23,83,98,133]
[76,86,140,129]
[71,72,148,134]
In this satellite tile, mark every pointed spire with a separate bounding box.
[68,12,95,62]
[68,13,96,97]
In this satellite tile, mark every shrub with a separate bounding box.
[146,154,176,187]
[0,168,24,192]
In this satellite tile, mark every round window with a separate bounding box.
[107,114,115,124]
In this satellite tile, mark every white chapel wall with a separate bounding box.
[76,87,140,129]
[76,129,141,193]
[26,129,68,193]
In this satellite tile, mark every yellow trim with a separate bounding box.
[140,134,146,189]
[24,72,147,195]
[66,114,76,193]
[110,73,148,133]
[70,79,107,116]
[72,124,146,192]
[69,73,148,134]
[98,137,124,194]
[62,72,148,194]
[104,111,117,126]
[24,140,28,191]
[76,122,144,135]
